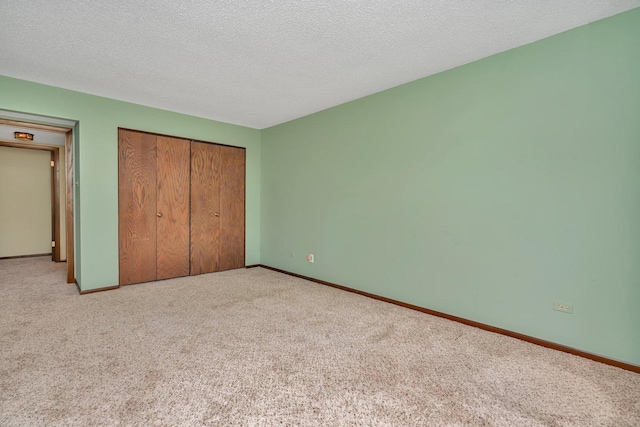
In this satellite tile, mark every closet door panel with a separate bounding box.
[118,130,157,285]
[218,146,245,271]
[190,142,221,275]
[156,136,191,280]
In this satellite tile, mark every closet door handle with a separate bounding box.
[157,212,163,217]
[214,212,220,217]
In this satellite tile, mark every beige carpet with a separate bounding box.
[0,257,639,426]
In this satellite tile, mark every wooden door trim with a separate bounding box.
[0,140,61,262]
[51,150,60,261]
[0,140,58,151]
[65,130,75,283]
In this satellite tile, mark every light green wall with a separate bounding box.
[0,147,52,257]
[261,9,640,365]
[0,76,261,290]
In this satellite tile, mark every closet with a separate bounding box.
[118,129,245,286]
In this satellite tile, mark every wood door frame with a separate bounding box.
[64,130,74,283]
[0,121,75,283]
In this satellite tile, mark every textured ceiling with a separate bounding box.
[1,1,639,129]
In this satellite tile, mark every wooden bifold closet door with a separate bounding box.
[118,129,245,286]
[118,130,190,285]
[156,136,191,280]
[190,142,245,275]
[119,130,158,285]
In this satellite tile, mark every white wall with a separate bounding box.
[0,146,52,257]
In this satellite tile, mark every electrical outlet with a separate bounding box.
[553,301,573,314]
[306,253,314,263]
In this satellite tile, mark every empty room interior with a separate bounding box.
[1,1,639,426]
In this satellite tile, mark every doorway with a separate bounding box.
[0,118,76,283]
